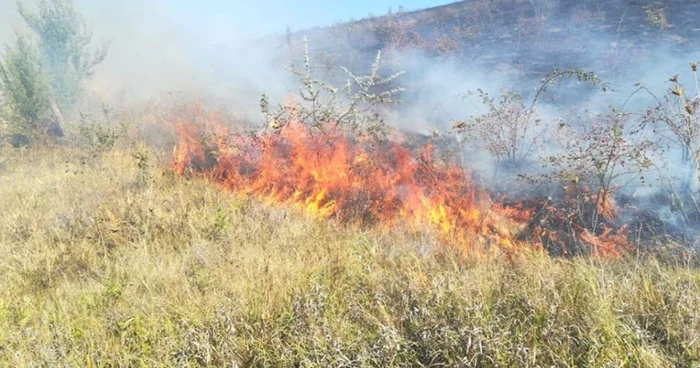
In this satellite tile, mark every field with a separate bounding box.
[0,143,699,367]
[3,0,700,366]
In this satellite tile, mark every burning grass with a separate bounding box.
[172,107,631,258]
[175,120,526,249]
[0,143,699,366]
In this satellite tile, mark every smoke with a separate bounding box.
[1,6,698,150]
[1,0,698,171]
[3,0,700,241]
[76,0,295,110]
[0,0,697,116]
[1,1,462,114]
[0,1,21,44]
[0,0,297,114]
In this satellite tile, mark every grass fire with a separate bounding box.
[1,0,700,366]
[174,113,526,249]
[172,106,631,258]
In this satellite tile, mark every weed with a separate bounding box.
[644,3,671,30]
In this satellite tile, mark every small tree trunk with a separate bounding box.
[47,99,65,137]
[49,100,65,127]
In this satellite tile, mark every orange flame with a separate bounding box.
[171,107,630,257]
[174,120,531,250]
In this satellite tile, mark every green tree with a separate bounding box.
[18,0,108,112]
[0,33,50,135]
[0,0,107,138]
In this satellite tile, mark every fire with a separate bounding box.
[174,121,528,249]
[171,107,629,257]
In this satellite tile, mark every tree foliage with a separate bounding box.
[17,0,108,109]
[0,33,50,135]
[0,0,107,139]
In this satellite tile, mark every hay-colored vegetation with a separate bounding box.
[0,144,698,367]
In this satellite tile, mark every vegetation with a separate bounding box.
[261,37,404,140]
[642,68,700,191]
[449,69,608,173]
[0,145,699,366]
[1,0,700,366]
[17,0,108,110]
[643,3,671,30]
[0,0,107,139]
[0,33,50,136]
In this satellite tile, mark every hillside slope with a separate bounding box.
[292,0,699,83]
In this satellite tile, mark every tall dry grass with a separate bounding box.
[0,143,699,367]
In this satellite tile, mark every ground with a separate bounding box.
[0,143,699,367]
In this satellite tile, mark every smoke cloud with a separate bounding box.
[3,0,700,241]
[4,0,698,176]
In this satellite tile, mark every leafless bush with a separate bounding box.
[260,37,405,140]
[641,64,700,191]
[543,108,656,231]
[452,89,545,173]
[450,70,608,175]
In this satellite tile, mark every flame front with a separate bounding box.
[172,110,629,257]
[173,117,531,249]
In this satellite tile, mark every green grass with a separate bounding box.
[0,144,699,367]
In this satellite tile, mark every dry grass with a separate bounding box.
[0,143,699,367]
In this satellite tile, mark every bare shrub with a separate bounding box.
[450,70,608,175]
[260,37,405,140]
[452,89,546,173]
[512,108,656,256]
[641,65,700,191]
[544,109,656,230]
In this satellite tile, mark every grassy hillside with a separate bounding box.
[2,0,700,366]
[0,144,699,367]
[287,0,699,88]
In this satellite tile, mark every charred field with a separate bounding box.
[1,0,700,366]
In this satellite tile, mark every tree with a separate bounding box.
[19,0,107,107]
[0,0,108,135]
[0,33,50,135]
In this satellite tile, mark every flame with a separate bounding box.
[579,225,630,257]
[173,120,531,250]
[171,106,630,257]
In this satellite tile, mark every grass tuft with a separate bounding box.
[0,145,699,366]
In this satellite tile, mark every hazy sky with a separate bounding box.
[0,0,454,56]
[0,0,455,104]
[166,0,453,37]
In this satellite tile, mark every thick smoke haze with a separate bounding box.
[3,0,698,128]
[3,0,700,242]
[0,0,456,116]
[0,1,280,110]
[2,0,700,162]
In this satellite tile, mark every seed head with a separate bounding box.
[691,62,698,72]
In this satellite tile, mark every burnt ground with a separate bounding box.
[288,0,700,91]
